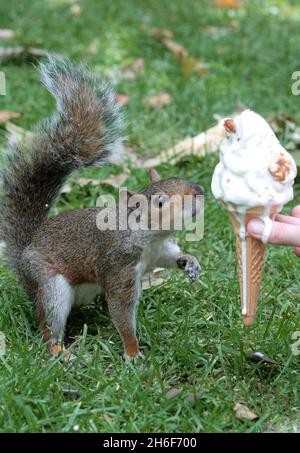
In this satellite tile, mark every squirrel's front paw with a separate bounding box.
[124,351,145,362]
[177,255,201,283]
[185,257,201,283]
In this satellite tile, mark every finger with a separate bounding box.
[247,218,300,246]
[275,214,300,226]
[294,246,300,257]
[291,205,300,218]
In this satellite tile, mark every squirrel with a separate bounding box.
[0,57,203,359]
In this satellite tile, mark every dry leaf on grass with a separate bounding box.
[162,38,208,77]
[165,388,183,399]
[86,41,98,55]
[101,174,128,188]
[0,46,24,63]
[115,94,130,105]
[215,0,241,7]
[0,46,49,64]
[180,57,209,77]
[142,117,227,168]
[142,268,165,290]
[150,30,208,78]
[150,27,173,40]
[268,113,296,136]
[76,178,102,187]
[249,351,277,365]
[76,174,128,189]
[5,122,34,147]
[0,111,22,123]
[70,4,81,15]
[143,92,171,107]
[234,403,259,421]
[162,38,188,59]
[123,58,144,81]
[60,183,72,194]
[204,26,230,38]
[0,29,15,40]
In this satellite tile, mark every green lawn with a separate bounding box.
[0,0,300,433]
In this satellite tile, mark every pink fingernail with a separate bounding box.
[249,219,264,235]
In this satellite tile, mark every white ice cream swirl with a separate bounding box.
[211,109,296,211]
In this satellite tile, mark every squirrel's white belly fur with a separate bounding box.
[74,283,102,306]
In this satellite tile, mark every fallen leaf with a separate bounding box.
[165,388,183,399]
[101,173,128,188]
[162,38,188,59]
[290,129,300,143]
[143,92,171,107]
[123,58,144,81]
[142,117,227,168]
[0,29,15,40]
[216,46,230,55]
[0,46,50,64]
[234,403,259,421]
[0,111,22,123]
[76,174,128,189]
[70,4,81,15]
[249,351,277,365]
[115,94,130,105]
[5,122,34,147]
[180,56,209,77]
[215,0,241,7]
[0,46,24,63]
[61,183,72,194]
[268,113,296,135]
[76,178,101,187]
[26,47,49,58]
[204,26,230,38]
[86,41,98,55]
[142,268,165,290]
[150,27,173,39]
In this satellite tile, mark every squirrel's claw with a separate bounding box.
[124,351,145,362]
[185,257,201,283]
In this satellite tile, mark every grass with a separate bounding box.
[1,0,300,433]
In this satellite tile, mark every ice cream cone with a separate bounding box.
[227,205,280,326]
[212,110,297,327]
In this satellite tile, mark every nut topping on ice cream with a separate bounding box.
[224,118,236,134]
[268,155,292,182]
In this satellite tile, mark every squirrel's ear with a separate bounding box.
[149,168,161,183]
[120,188,137,200]
[126,189,137,198]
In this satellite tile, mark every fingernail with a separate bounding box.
[248,219,264,235]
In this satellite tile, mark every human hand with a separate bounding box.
[247,206,300,256]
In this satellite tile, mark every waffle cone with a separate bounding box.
[227,205,280,326]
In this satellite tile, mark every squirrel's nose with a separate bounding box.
[193,184,204,195]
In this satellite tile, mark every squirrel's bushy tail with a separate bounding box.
[0,56,123,272]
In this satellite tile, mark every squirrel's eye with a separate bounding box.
[155,194,167,208]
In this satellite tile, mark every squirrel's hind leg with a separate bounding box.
[37,274,74,356]
[105,273,141,360]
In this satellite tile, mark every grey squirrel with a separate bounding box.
[0,57,203,359]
